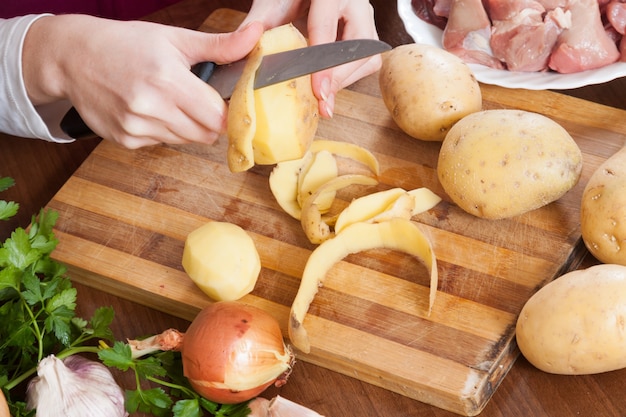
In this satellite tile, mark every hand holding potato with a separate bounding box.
[241,0,382,118]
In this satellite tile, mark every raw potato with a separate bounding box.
[182,222,261,301]
[437,109,583,219]
[516,264,626,375]
[379,43,482,141]
[227,24,318,172]
[580,146,626,265]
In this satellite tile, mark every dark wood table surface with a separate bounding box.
[2,1,626,416]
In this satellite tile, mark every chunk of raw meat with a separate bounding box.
[549,0,620,73]
[606,0,626,34]
[442,0,504,68]
[489,0,571,71]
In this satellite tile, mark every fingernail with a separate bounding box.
[320,77,331,102]
[324,93,334,118]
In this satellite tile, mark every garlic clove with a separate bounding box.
[26,354,127,417]
[248,396,325,417]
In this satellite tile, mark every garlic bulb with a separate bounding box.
[26,355,127,417]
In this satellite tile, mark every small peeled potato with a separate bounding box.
[516,264,626,375]
[182,221,261,301]
[379,43,482,141]
[581,146,626,265]
[437,109,582,219]
[227,24,319,172]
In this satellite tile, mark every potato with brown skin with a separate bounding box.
[437,109,583,219]
[379,43,482,141]
[581,146,626,265]
[516,264,626,375]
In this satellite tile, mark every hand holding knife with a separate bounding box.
[60,39,391,140]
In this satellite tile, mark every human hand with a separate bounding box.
[23,15,264,148]
[241,0,381,118]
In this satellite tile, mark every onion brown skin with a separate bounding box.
[182,301,293,404]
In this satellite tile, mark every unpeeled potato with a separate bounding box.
[437,109,582,219]
[379,43,482,141]
[580,146,626,265]
[227,24,319,172]
[516,264,626,375]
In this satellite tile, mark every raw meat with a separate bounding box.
[442,0,504,68]
[489,0,571,71]
[549,0,620,73]
[606,0,626,34]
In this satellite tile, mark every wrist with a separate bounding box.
[22,15,74,105]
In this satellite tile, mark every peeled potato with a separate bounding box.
[182,221,261,301]
[227,24,319,172]
[379,43,482,141]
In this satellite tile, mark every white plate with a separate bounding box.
[397,0,626,90]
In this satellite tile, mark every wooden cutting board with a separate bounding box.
[47,8,626,416]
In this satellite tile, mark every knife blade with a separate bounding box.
[60,39,391,140]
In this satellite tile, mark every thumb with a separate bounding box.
[182,21,265,65]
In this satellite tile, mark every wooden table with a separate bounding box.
[2,1,626,416]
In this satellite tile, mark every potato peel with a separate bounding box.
[269,140,381,221]
[310,139,380,175]
[296,150,338,211]
[300,174,378,244]
[288,218,439,354]
[334,187,442,234]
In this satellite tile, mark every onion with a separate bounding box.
[0,389,9,417]
[181,302,294,404]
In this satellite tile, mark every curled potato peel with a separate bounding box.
[309,140,380,176]
[288,218,438,353]
[334,187,442,234]
[300,174,378,244]
[269,140,380,221]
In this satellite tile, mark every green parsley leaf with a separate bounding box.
[99,341,134,371]
[0,177,15,193]
[173,398,203,417]
[0,201,19,222]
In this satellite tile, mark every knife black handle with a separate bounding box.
[60,61,216,140]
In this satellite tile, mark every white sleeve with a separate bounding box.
[0,14,74,142]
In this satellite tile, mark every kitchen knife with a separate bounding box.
[60,39,391,140]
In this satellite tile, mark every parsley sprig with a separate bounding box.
[100,343,251,417]
[0,178,251,417]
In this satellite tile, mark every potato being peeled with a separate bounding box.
[437,109,582,219]
[516,264,626,375]
[227,24,319,172]
[379,43,482,141]
[581,146,626,265]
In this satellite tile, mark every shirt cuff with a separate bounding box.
[0,14,74,142]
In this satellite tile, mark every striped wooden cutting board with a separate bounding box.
[47,8,626,416]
